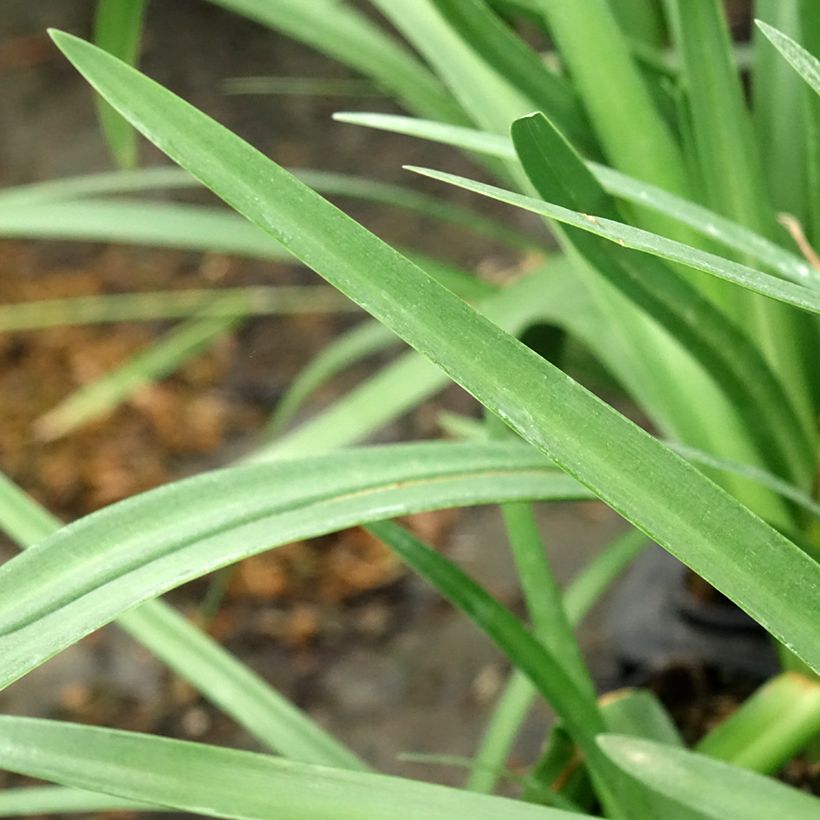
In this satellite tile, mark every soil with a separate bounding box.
[0,1,816,816]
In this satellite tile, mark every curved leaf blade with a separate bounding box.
[598,734,820,820]
[757,20,820,96]
[0,717,581,820]
[408,166,820,316]
[0,442,591,690]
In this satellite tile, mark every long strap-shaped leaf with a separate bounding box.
[407,166,820,317]
[47,31,820,673]
[0,717,581,820]
[0,441,592,689]
[598,735,820,820]
[757,20,820,96]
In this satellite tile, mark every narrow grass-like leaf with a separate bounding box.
[0,286,356,332]
[203,0,464,123]
[0,199,291,259]
[0,718,581,820]
[366,521,609,777]
[369,0,531,139]
[753,2,809,220]
[598,735,820,820]
[0,441,593,690]
[429,0,591,148]
[0,786,151,817]
[35,308,240,440]
[223,76,382,97]
[408,166,820,317]
[0,166,196,205]
[93,0,147,168]
[666,0,813,428]
[468,528,648,794]
[757,20,820,95]
[532,0,691,223]
[696,672,820,774]
[0,473,367,770]
[334,112,816,287]
[266,320,399,435]
[49,31,820,673]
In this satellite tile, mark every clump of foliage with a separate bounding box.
[0,1,818,818]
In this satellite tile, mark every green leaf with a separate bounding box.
[696,672,820,774]
[753,2,810,221]
[0,286,356,332]
[0,199,291,259]
[93,0,147,168]
[757,19,820,96]
[0,441,592,690]
[0,786,151,817]
[598,735,820,820]
[407,166,820,317]
[428,0,591,148]
[223,75,383,97]
[34,308,240,440]
[0,717,582,820]
[366,521,615,790]
[467,528,648,794]
[49,30,820,674]
[532,0,691,222]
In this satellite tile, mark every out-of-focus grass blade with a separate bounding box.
[0,286,356,333]
[609,0,666,47]
[0,166,194,205]
[0,441,595,690]
[369,0,531,140]
[34,307,240,440]
[695,671,820,774]
[598,734,820,820]
[335,113,816,287]
[468,528,648,794]
[49,30,820,674]
[757,20,820,95]
[223,76,383,96]
[203,0,464,123]
[667,442,820,521]
[93,0,147,169]
[753,2,809,221]
[666,1,813,432]
[0,199,291,259]
[0,786,152,817]
[533,0,691,236]
[0,166,536,251]
[429,0,591,149]
[0,472,368,770]
[0,718,582,820]
[266,320,400,435]
[408,166,820,317]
